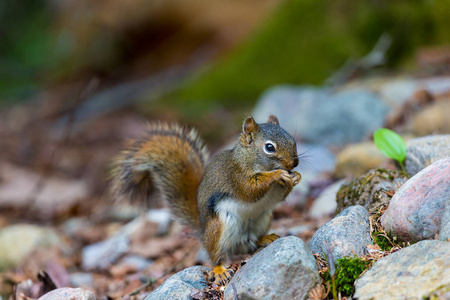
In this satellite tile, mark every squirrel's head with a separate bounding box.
[239,115,299,171]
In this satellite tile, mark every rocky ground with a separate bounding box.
[0,74,449,300]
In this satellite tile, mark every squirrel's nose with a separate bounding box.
[293,157,299,168]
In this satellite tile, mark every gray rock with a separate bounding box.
[405,135,450,176]
[82,233,129,270]
[62,217,92,237]
[309,180,344,218]
[38,287,96,300]
[309,205,371,260]
[440,201,450,242]
[82,209,171,270]
[378,77,450,108]
[381,158,450,242]
[253,86,388,146]
[354,240,450,300]
[297,143,337,174]
[0,224,61,271]
[119,254,153,271]
[145,266,210,300]
[223,236,320,300]
[70,272,94,288]
[378,78,420,107]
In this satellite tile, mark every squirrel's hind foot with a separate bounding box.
[257,233,280,247]
[209,264,235,286]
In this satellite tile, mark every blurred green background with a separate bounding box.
[1,0,449,126]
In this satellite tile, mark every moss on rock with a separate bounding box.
[336,169,408,214]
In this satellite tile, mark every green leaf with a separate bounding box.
[374,128,406,163]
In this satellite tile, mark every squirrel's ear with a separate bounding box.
[267,115,279,126]
[242,117,259,145]
[243,117,259,134]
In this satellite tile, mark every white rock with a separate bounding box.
[38,287,96,300]
[309,180,344,218]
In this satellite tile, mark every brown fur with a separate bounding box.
[202,216,223,263]
[234,169,285,202]
[196,116,300,276]
[110,116,301,285]
[110,123,208,229]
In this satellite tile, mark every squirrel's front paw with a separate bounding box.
[208,265,235,286]
[277,170,292,187]
[290,171,301,186]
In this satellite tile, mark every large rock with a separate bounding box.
[223,236,320,300]
[404,135,450,176]
[354,240,450,300]
[309,205,371,260]
[38,288,96,300]
[376,77,450,108]
[335,142,388,178]
[253,86,388,146]
[381,158,449,242]
[439,201,450,242]
[145,266,210,300]
[410,101,450,136]
[0,224,61,271]
[309,180,344,218]
[335,169,408,214]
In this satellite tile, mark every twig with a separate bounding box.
[128,278,155,296]
[377,232,396,248]
[326,33,392,87]
[54,45,215,129]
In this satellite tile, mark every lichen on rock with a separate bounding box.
[335,169,408,214]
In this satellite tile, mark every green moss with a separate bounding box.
[154,0,450,119]
[0,0,55,104]
[336,169,408,214]
[324,257,370,297]
[373,231,394,251]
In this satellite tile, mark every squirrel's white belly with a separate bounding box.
[216,184,286,258]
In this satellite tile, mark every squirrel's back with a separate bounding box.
[110,123,209,229]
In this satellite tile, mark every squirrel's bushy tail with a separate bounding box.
[110,123,209,229]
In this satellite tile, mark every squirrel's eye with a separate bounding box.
[264,142,276,154]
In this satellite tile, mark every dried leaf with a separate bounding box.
[367,244,381,251]
[308,284,328,300]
